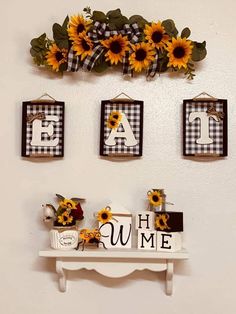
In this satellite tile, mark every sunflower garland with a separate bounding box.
[30,7,207,79]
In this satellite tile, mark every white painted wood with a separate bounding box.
[137,229,157,250]
[189,111,218,144]
[39,248,188,295]
[157,232,182,252]
[99,204,132,249]
[135,211,155,230]
[105,112,138,147]
[31,115,59,146]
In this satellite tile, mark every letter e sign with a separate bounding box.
[21,101,64,157]
[100,99,143,157]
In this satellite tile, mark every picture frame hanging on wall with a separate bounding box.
[21,94,64,157]
[183,93,227,157]
[100,94,143,157]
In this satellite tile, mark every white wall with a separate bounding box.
[1,0,236,313]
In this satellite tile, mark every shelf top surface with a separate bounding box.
[39,248,189,259]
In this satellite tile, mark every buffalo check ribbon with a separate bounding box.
[67,48,80,72]
[146,53,159,78]
[82,22,141,72]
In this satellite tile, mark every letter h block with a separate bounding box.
[135,211,155,231]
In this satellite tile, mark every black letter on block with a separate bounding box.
[161,233,172,249]
[138,214,150,229]
[141,232,155,248]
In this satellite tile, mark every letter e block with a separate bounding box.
[137,230,157,250]
[157,232,182,252]
[135,211,155,230]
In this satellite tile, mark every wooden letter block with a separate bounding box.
[135,211,155,230]
[156,232,182,252]
[155,212,183,232]
[137,230,157,250]
[99,204,132,249]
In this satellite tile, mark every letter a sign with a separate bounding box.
[21,100,64,157]
[183,95,227,157]
[100,98,143,157]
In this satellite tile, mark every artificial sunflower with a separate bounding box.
[57,211,73,226]
[144,22,169,50]
[166,37,193,69]
[155,213,170,231]
[107,117,119,129]
[129,42,156,72]
[46,44,68,72]
[148,190,163,207]
[72,31,93,60]
[101,34,130,65]
[109,111,122,122]
[59,199,77,210]
[68,15,91,42]
[97,207,113,224]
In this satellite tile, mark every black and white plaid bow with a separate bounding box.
[67,48,80,72]
[82,22,141,72]
[146,53,159,78]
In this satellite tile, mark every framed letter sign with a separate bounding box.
[100,98,143,157]
[183,95,227,157]
[21,101,64,157]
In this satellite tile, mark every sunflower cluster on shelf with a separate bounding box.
[46,194,84,227]
[30,7,207,79]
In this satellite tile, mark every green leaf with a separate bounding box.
[162,19,178,37]
[106,8,122,19]
[191,41,207,61]
[93,61,110,73]
[59,62,68,72]
[181,27,191,38]
[30,33,46,49]
[92,11,107,23]
[108,16,129,29]
[62,16,69,30]
[71,197,85,202]
[56,194,65,201]
[52,23,69,49]
[129,15,148,29]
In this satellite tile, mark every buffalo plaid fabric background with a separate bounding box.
[184,100,227,156]
[100,101,143,156]
[22,102,64,157]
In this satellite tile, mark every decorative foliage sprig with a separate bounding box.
[30,7,207,79]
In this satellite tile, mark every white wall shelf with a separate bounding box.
[39,248,189,295]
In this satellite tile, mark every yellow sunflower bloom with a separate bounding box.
[72,31,93,60]
[109,111,122,122]
[57,211,73,226]
[166,37,193,69]
[60,199,77,210]
[46,44,68,72]
[129,42,156,72]
[107,117,119,129]
[155,213,170,231]
[148,190,163,207]
[97,207,113,224]
[68,15,91,42]
[144,22,169,50]
[101,34,130,65]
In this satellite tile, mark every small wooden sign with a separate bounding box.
[183,96,227,157]
[21,101,64,157]
[154,212,183,232]
[100,99,143,157]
